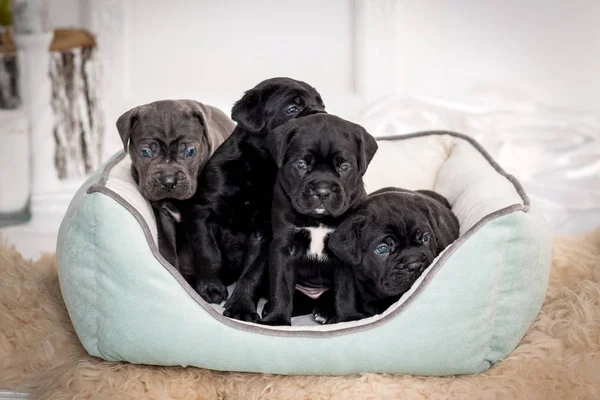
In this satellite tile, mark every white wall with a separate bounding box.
[394,0,600,111]
[51,0,600,157]
[122,0,355,108]
[48,0,80,28]
[53,0,600,111]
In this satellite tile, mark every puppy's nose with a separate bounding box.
[315,186,331,199]
[160,174,177,189]
[310,183,332,199]
[406,261,423,271]
[402,255,425,271]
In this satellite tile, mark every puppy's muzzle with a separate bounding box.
[301,180,342,215]
[380,253,430,296]
[307,182,336,200]
[144,169,193,201]
[154,170,186,189]
[400,254,427,272]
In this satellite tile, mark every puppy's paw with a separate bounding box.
[223,299,260,323]
[313,312,328,325]
[195,279,228,304]
[313,302,333,325]
[325,312,366,325]
[261,301,272,319]
[258,312,291,326]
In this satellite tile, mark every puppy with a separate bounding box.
[328,187,460,317]
[116,100,235,268]
[180,78,326,321]
[260,114,378,326]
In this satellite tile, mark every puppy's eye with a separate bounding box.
[375,244,389,255]
[141,149,152,158]
[295,160,307,170]
[339,162,351,172]
[420,232,430,244]
[285,105,300,115]
[184,147,196,157]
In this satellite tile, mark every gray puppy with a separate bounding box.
[116,100,235,267]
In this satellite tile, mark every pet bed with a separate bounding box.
[56,131,552,376]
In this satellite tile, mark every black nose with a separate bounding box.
[401,255,426,272]
[406,261,423,271]
[315,186,331,199]
[160,174,177,189]
[309,183,332,199]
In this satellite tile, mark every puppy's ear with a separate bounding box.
[186,101,221,155]
[116,107,141,152]
[355,127,378,174]
[328,214,364,266]
[418,200,447,254]
[267,122,297,168]
[231,88,265,133]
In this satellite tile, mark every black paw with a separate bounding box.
[258,312,291,326]
[313,301,333,325]
[261,301,272,319]
[325,312,366,325]
[313,312,329,325]
[195,279,228,304]
[223,299,260,322]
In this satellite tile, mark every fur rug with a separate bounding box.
[1,229,600,400]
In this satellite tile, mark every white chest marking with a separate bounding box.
[302,225,335,260]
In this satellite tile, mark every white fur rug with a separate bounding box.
[1,229,599,400]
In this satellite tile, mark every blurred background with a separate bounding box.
[0,0,599,259]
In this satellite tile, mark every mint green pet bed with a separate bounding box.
[56,131,552,376]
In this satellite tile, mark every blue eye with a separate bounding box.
[285,106,299,115]
[375,244,389,255]
[141,149,152,158]
[184,147,196,157]
[421,233,430,243]
[296,160,307,170]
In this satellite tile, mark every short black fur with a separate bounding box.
[179,78,326,322]
[328,187,460,317]
[259,113,378,326]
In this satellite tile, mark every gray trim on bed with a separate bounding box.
[86,131,530,337]
[87,151,126,194]
[377,131,530,211]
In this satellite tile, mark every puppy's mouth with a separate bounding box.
[378,254,432,297]
[143,175,195,201]
[293,186,348,217]
[295,199,345,217]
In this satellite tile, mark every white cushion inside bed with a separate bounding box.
[364,134,523,234]
[104,133,524,329]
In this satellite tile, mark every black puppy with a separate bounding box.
[260,114,378,326]
[180,78,326,321]
[116,100,234,268]
[328,187,460,316]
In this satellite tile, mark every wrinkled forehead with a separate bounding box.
[134,106,204,137]
[265,85,316,106]
[288,128,358,159]
[363,199,429,237]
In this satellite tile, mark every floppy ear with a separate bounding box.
[231,88,265,133]
[328,214,365,266]
[266,122,297,168]
[199,103,236,154]
[355,127,378,174]
[418,200,449,254]
[184,101,221,155]
[116,107,141,152]
[421,202,440,234]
